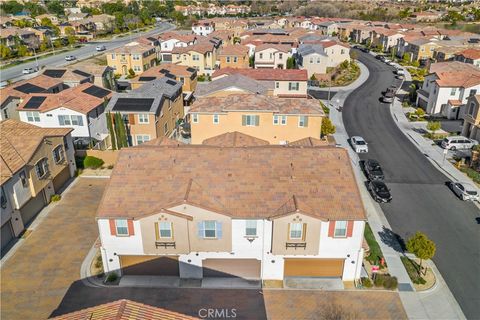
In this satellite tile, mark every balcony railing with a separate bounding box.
[155,241,176,249]
[286,242,307,250]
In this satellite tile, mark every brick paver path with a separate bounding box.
[0,178,108,320]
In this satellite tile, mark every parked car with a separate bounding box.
[441,136,478,151]
[394,69,405,76]
[350,136,368,153]
[65,55,76,61]
[96,45,106,51]
[22,67,38,74]
[448,181,479,201]
[382,86,396,103]
[364,159,385,180]
[367,180,392,203]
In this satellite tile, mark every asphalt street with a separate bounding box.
[343,51,480,319]
[0,22,175,82]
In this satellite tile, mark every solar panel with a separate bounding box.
[82,85,110,98]
[138,76,156,82]
[72,69,91,78]
[14,83,45,94]
[112,98,155,112]
[24,96,46,109]
[43,69,66,78]
[159,69,170,74]
[166,79,177,86]
[165,73,176,79]
[186,67,196,72]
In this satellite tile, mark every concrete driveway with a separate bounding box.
[0,177,108,320]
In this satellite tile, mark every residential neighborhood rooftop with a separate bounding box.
[429,61,480,87]
[212,68,308,81]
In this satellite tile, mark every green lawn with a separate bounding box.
[400,256,426,284]
[364,223,385,267]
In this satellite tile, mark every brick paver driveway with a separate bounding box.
[0,177,108,320]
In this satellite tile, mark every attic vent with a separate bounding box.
[228,173,232,177]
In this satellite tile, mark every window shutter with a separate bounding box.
[242,115,246,126]
[328,221,335,237]
[217,221,223,239]
[197,222,204,238]
[302,223,307,241]
[154,222,159,240]
[109,219,116,236]
[346,221,354,237]
[129,114,135,125]
[254,115,259,126]
[304,116,308,127]
[127,220,135,236]
[288,82,292,90]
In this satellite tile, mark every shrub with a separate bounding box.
[321,117,336,137]
[198,74,206,82]
[94,255,103,269]
[107,164,114,169]
[415,108,425,118]
[83,156,104,169]
[383,276,398,290]
[106,272,118,283]
[362,277,373,288]
[50,194,61,202]
[472,144,480,152]
[374,274,386,287]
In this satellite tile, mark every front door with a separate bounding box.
[122,65,127,75]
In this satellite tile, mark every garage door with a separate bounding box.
[284,259,344,277]
[53,166,71,192]
[120,255,179,276]
[20,191,46,226]
[1,221,14,252]
[203,259,261,279]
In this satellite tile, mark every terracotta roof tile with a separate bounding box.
[218,44,249,56]
[212,68,308,81]
[202,132,270,147]
[457,48,480,60]
[131,64,196,84]
[430,61,480,88]
[0,75,63,105]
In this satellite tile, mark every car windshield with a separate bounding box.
[374,182,388,192]
[356,140,366,145]
[466,190,477,195]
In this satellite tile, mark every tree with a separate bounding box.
[426,121,441,136]
[39,39,48,52]
[402,53,412,63]
[47,0,65,17]
[321,117,336,137]
[67,35,76,46]
[106,111,117,150]
[249,55,255,68]
[0,0,23,15]
[286,57,295,69]
[40,17,54,27]
[128,68,135,77]
[406,232,436,276]
[310,74,317,81]
[64,26,76,36]
[0,44,11,59]
[16,45,28,57]
[411,60,420,68]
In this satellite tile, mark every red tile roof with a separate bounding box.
[457,48,480,60]
[430,61,480,88]
[212,68,308,81]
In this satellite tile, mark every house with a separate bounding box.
[130,64,198,96]
[254,44,292,69]
[0,76,64,121]
[96,135,366,282]
[107,42,157,76]
[218,45,250,69]
[0,119,75,251]
[192,20,215,36]
[212,68,309,98]
[461,95,480,142]
[454,48,480,68]
[416,62,480,117]
[195,74,269,98]
[411,11,443,22]
[35,14,59,25]
[41,67,93,88]
[171,41,219,76]
[158,32,197,62]
[105,78,184,146]
[136,36,162,60]
[0,27,39,49]
[67,12,90,22]
[69,19,97,38]
[189,94,324,144]
[69,62,115,90]
[17,83,112,148]
[396,35,440,62]
[297,41,350,76]
[87,14,115,34]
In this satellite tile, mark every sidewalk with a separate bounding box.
[326,61,465,320]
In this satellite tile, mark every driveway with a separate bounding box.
[342,50,480,318]
[0,177,108,320]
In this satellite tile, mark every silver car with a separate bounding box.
[350,136,368,153]
[449,182,479,201]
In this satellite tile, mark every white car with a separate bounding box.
[65,55,76,61]
[441,136,478,151]
[449,181,479,201]
[394,69,405,76]
[384,58,392,64]
[96,45,106,51]
[350,136,368,153]
[22,67,38,74]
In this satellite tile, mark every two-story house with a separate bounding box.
[297,41,350,76]
[171,41,219,76]
[158,32,197,62]
[0,27,39,49]
[461,95,480,142]
[254,44,292,69]
[17,83,112,148]
[96,137,366,283]
[454,48,480,68]
[195,73,270,98]
[189,94,324,145]
[416,61,480,117]
[218,45,249,69]
[107,42,157,76]
[1,120,76,252]
[105,78,184,146]
[0,75,64,121]
[192,20,215,36]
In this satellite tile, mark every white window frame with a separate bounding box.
[334,220,347,237]
[192,113,199,123]
[288,82,300,91]
[289,222,303,240]
[213,114,219,124]
[132,54,140,61]
[233,56,238,63]
[159,221,173,238]
[133,65,141,72]
[280,115,287,125]
[273,114,279,125]
[26,111,40,122]
[298,115,307,127]
[203,220,217,239]
[244,115,258,127]
[138,114,149,124]
[52,145,65,164]
[245,220,257,236]
[115,219,129,236]
[275,82,279,89]
[226,56,231,63]
[193,54,200,61]
[450,88,457,96]
[135,134,150,145]
[34,158,49,179]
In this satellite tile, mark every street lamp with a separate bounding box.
[32,47,39,70]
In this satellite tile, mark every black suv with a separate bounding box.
[367,180,392,203]
[364,159,385,180]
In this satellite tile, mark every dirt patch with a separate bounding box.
[412,258,435,292]
[90,249,104,277]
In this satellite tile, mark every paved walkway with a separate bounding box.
[326,61,465,319]
[0,177,109,320]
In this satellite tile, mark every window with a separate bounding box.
[259,53,263,59]
[26,111,40,122]
[213,114,219,124]
[138,114,149,124]
[288,82,299,91]
[233,56,238,63]
[0,187,6,209]
[71,115,83,126]
[203,220,217,238]
[58,115,71,126]
[341,49,345,54]
[469,102,476,116]
[316,57,320,63]
[289,223,303,240]
[279,53,283,59]
[193,54,200,61]
[111,53,116,60]
[450,88,457,96]
[158,222,173,238]
[469,89,477,97]
[273,114,279,125]
[52,145,64,164]
[133,54,140,60]
[164,122,169,134]
[59,115,83,126]
[245,220,257,236]
[275,82,279,89]
[20,170,27,187]
[192,113,199,123]
[334,221,347,237]
[309,57,314,63]
[115,219,129,236]
[298,115,308,127]
[179,77,185,84]
[136,135,150,145]
[35,158,49,179]
[133,65,141,72]
[3,109,8,119]
[226,56,231,63]
[242,115,259,126]
[273,115,287,125]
